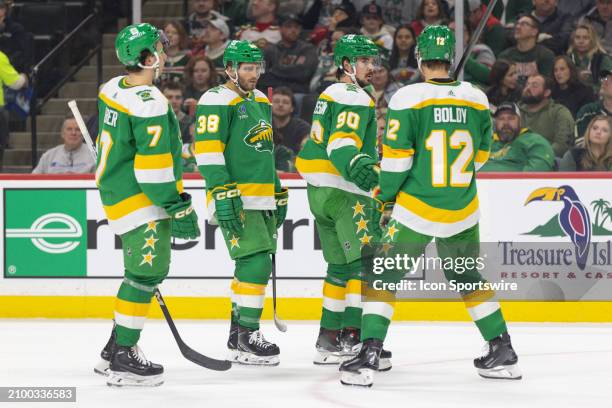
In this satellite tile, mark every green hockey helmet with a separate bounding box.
[223,40,265,70]
[115,23,167,67]
[415,25,455,64]
[333,34,380,68]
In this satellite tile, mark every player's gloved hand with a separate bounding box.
[348,154,379,191]
[274,188,288,229]
[371,187,394,239]
[213,183,244,235]
[165,192,201,240]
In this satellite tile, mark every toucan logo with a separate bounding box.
[6,213,83,254]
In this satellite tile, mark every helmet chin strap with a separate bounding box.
[343,63,361,88]
[137,51,162,80]
[225,68,250,95]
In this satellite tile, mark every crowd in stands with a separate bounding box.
[31,0,612,173]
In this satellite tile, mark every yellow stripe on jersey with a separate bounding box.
[255,97,271,105]
[382,145,415,158]
[176,180,184,194]
[323,282,345,300]
[194,140,226,154]
[319,93,334,102]
[328,131,363,150]
[99,92,131,114]
[411,98,488,111]
[474,149,490,164]
[397,192,479,224]
[134,153,173,169]
[104,193,153,220]
[229,97,243,106]
[295,157,341,175]
[238,183,274,196]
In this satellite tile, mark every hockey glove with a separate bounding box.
[213,183,244,236]
[348,154,379,192]
[274,188,288,229]
[165,193,201,240]
[371,187,394,240]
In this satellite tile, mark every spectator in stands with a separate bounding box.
[162,82,194,143]
[449,20,494,88]
[183,55,219,108]
[410,0,449,37]
[237,0,281,48]
[560,115,612,170]
[389,24,418,85]
[371,63,401,119]
[489,0,533,25]
[160,21,191,85]
[486,60,521,110]
[272,86,310,156]
[576,69,612,141]
[259,14,317,95]
[185,0,229,52]
[0,49,27,170]
[32,117,95,174]
[219,0,249,27]
[557,0,596,18]
[530,0,574,55]
[203,18,230,71]
[0,0,32,72]
[305,0,357,46]
[552,55,596,117]
[568,23,612,91]
[466,0,508,56]
[581,0,612,55]
[498,14,555,85]
[519,73,575,156]
[359,2,393,55]
[310,27,353,93]
[481,102,555,171]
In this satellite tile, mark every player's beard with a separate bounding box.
[238,76,258,92]
[356,70,373,87]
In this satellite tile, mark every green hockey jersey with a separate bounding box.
[194,85,278,218]
[96,76,184,235]
[296,82,377,196]
[379,79,492,237]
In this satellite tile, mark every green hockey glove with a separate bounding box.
[348,153,379,192]
[274,188,288,229]
[165,193,201,240]
[212,183,244,235]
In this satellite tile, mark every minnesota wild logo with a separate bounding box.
[136,89,155,102]
[244,120,273,153]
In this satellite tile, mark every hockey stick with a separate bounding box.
[452,0,499,79]
[271,253,287,332]
[67,100,232,372]
[267,86,288,333]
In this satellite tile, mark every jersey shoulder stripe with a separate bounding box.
[99,76,169,118]
[198,85,239,106]
[389,81,489,111]
[253,89,271,105]
[321,82,374,107]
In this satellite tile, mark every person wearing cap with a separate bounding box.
[498,14,555,86]
[184,0,230,49]
[481,102,555,171]
[359,2,393,53]
[519,73,575,157]
[466,0,507,56]
[236,0,281,48]
[576,69,612,142]
[258,13,317,95]
[203,17,231,69]
[304,0,358,46]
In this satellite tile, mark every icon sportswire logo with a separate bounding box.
[6,212,83,254]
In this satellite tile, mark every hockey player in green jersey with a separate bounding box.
[93,23,201,387]
[340,25,521,387]
[195,40,288,366]
[296,34,390,369]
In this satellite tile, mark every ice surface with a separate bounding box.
[0,319,610,408]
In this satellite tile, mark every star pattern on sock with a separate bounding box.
[386,225,399,241]
[355,217,369,233]
[145,221,158,234]
[359,233,372,246]
[142,234,158,251]
[140,250,156,267]
[352,201,365,218]
[229,235,240,249]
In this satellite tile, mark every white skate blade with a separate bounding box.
[378,358,392,372]
[107,371,164,387]
[93,359,110,376]
[340,368,374,387]
[313,350,342,365]
[477,363,522,380]
[236,351,279,366]
[227,348,240,363]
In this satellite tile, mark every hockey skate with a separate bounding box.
[474,332,522,380]
[107,344,164,387]
[339,338,383,387]
[236,326,280,366]
[227,320,240,362]
[340,328,392,371]
[94,324,116,376]
[313,328,342,365]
